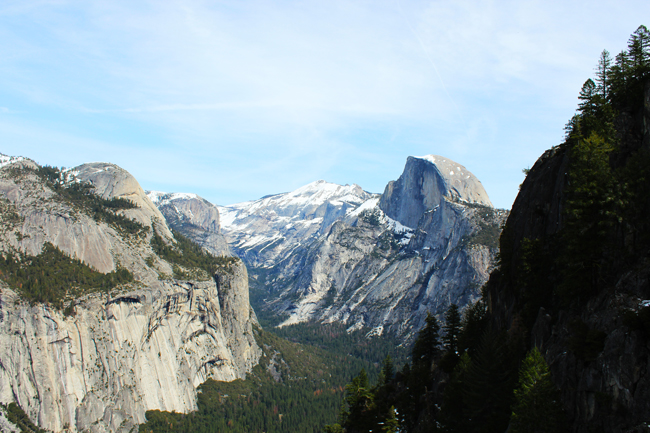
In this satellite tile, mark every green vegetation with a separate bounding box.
[0,242,133,308]
[497,25,650,317]
[139,327,368,433]
[465,220,501,249]
[1,402,49,433]
[261,321,409,383]
[510,348,565,433]
[359,209,381,226]
[34,165,148,237]
[325,301,514,433]
[0,198,23,228]
[554,26,650,305]
[150,230,237,279]
[458,204,502,249]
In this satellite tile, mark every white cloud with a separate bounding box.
[0,0,648,208]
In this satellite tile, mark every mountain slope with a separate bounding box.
[218,180,375,268]
[480,33,650,432]
[147,191,231,257]
[210,156,506,339]
[0,157,260,433]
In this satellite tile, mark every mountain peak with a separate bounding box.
[411,155,492,207]
[380,154,492,228]
[218,180,376,267]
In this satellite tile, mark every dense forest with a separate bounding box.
[139,326,396,433]
[325,25,650,433]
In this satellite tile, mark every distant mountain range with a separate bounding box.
[0,151,505,432]
[151,154,507,338]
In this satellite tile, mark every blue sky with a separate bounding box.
[1,0,647,209]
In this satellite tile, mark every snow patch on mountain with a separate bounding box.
[0,154,25,169]
[147,191,200,206]
[218,180,378,268]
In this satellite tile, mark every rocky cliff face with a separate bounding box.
[379,155,492,229]
[484,81,650,432]
[216,157,506,339]
[0,157,260,433]
[147,191,231,257]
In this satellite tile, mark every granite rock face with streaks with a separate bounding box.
[0,157,260,432]
[147,191,231,257]
[217,156,507,339]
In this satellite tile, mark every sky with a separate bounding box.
[1,1,647,209]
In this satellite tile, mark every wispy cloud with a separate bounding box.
[0,0,647,208]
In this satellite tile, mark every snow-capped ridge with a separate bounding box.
[0,154,25,169]
[147,191,201,206]
[218,180,377,268]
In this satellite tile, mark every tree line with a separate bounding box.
[326,24,650,433]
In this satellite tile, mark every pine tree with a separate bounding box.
[439,304,463,373]
[411,312,441,368]
[594,50,612,100]
[343,369,375,432]
[442,304,462,355]
[438,352,472,433]
[381,406,400,433]
[462,329,514,433]
[380,355,394,386]
[510,348,565,433]
[627,25,650,79]
[561,131,617,300]
[457,300,487,357]
[577,79,598,116]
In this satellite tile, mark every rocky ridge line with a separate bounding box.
[0,156,260,433]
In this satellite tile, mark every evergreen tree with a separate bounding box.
[381,406,400,433]
[510,348,565,433]
[439,304,462,373]
[442,304,462,355]
[457,300,488,357]
[379,355,394,387]
[438,352,472,433]
[608,50,630,101]
[342,369,375,432]
[462,329,514,433]
[411,313,441,368]
[594,50,612,100]
[561,132,617,301]
[577,79,598,116]
[627,25,650,79]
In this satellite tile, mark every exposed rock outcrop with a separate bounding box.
[215,157,506,339]
[147,191,231,257]
[379,155,492,229]
[0,157,261,432]
[484,79,650,432]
